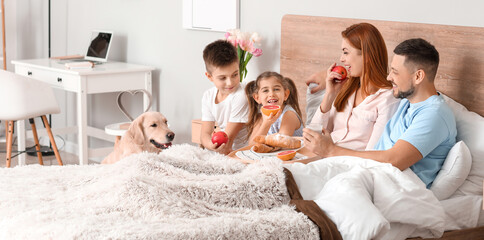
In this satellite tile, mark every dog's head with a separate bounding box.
[125,112,175,152]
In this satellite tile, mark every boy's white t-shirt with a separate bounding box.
[201,83,249,149]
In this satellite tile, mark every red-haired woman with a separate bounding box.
[307,23,400,150]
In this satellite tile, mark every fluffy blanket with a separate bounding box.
[0,144,319,240]
[1,144,446,240]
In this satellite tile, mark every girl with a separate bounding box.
[245,71,303,145]
[307,23,400,151]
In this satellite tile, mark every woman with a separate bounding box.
[307,23,400,150]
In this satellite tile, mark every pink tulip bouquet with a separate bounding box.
[224,29,263,82]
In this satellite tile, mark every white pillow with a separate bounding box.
[440,93,484,197]
[430,141,472,200]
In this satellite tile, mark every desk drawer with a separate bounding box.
[15,66,78,91]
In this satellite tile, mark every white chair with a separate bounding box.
[0,69,63,167]
[104,90,152,145]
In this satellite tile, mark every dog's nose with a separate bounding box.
[166,132,175,141]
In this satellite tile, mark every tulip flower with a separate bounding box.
[224,29,263,82]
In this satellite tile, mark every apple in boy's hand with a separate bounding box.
[211,131,228,146]
[331,65,347,80]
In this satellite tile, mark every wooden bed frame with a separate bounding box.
[281,15,484,122]
[280,14,484,239]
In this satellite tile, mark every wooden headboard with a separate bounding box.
[281,15,484,122]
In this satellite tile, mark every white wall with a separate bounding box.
[9,0,484,150]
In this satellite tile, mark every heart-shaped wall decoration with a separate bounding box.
[116,90,152,121]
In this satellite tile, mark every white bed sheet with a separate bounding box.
[440,195,483,230]
[285,156,446,240]
[285,155,484,240]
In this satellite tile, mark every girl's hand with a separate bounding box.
[260,107,282,126]
[325,63,347,95]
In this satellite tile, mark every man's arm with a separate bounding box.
[303,128,423,170]
[305,70,326,94]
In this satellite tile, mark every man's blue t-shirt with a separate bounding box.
[374,94,456,188]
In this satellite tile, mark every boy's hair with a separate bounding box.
[203,40,238,74]
[245,71,302,138]
[334,22,392,112]
[394,38,440,82]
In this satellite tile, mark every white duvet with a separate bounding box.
[284,156,446,240]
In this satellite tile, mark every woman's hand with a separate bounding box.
[317,63,348,113]
[325,63,347,95]
[303,128,335,157]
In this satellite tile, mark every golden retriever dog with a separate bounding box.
[102,112,175,164]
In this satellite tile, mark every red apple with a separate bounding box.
[331,65,347,80]
[211,131,228,146]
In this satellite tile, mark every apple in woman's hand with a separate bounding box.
[331,65,347,80]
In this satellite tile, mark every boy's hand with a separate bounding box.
[213,142,232,155]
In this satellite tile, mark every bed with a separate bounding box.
[280,15,484,239]
[1,15,484,240]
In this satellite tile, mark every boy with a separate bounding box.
[200,40,249,155]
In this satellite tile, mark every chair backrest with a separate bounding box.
[0,69,59,120]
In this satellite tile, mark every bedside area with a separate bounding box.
[191,119,202,144]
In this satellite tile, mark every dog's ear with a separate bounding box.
[125,115,145,145]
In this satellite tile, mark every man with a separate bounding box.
[303,38,457,188]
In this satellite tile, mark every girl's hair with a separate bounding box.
[333,23,392,112]
[245,71,302,139]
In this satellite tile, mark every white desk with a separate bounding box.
[12,58,154,165]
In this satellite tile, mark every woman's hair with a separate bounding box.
[333,23,392,112]
[245,71,302,138]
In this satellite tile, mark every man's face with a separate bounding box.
[387,55,415,99]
